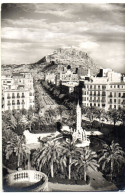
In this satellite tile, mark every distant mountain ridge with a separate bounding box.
[2,48,100,76]
[35,48,100,75]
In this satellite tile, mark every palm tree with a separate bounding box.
[74,148,99,182]
[5,135,27,168]
[62,142,79,180]
[2,122,17,153]
[26,112,37,132]
[98,140,125,181]
[32,141,65,178]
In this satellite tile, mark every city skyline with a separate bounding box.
[1,3,125,73]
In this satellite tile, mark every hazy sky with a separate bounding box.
[1,3,125,72]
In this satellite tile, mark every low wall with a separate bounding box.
[5,170,48,192]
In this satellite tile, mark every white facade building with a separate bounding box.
[82,71,125,110]
[2,72,34,111]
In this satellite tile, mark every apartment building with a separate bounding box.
[82,71,125,110]
[2,72,34,111]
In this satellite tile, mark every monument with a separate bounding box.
[72,101,90,147]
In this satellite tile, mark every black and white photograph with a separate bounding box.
[1,2,125,192]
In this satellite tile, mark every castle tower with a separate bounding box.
[76,100,82,133]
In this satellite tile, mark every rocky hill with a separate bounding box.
[2,48,100,76]
[35,48,99,75]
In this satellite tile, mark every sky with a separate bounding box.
[1,3,125,72]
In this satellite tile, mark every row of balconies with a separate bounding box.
[7,102,25,106]
[89,93,106,96]
[108,101,125,104]
[87,87,106,90]
[108,95,125,98]
[7,95,25,99]
[89,100,106,103]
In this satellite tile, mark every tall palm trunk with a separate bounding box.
[110,160,113,181]
[83,165,87,182]
[29,122,32,132]
[68,156,71,180]
[27,153,31,170]
[50,160,54,178]
[17,153,20,168]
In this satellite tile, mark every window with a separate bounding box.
[114,92,116,97]
[83,97,86,103]
[118,99,121,104]
[118,85,119,88]
[119,93,121,97]
[114,105,116,109]
[17,93,20,98]
[98,104,100,107]
[102,85,106,90]
[12,100,15,105]
[102,104,105,107]
[114,99,116,103]
[29,92,32,96]
[109,105,112,109]
[110,85,112,88]
[102,92,106,96]
[22,93,25,97]
[7,93,10,98]
[7,100,11,105]
[17,100,20,105]
[94,103,96,106]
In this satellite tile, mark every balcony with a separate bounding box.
[22,96,25,98]
[17,96,20,98]
[12,96,15,99]
[3,170,48,192]
[7,96,11,99]
[17,102,20,105]
[102,94,106,96]
[7,103,11,106]
[12,103,15,105]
